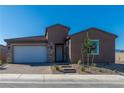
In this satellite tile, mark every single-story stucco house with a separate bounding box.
[4,24,117,64]
[0,44,7,63]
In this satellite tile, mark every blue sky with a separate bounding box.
[0,5,124,49]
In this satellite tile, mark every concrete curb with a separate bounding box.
[1,74,124,80]
[1,74,124,84]
[1,79,124,84]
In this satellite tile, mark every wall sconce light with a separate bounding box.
[8,46,10,50]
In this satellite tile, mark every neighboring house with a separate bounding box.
[4,24,117,64]
[0,44,7,63]
[116,50,124,64]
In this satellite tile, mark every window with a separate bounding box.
[90,40,99,55]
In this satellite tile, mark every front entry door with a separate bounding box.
[55,44,64,62]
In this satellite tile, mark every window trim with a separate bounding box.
[90,39,99,55]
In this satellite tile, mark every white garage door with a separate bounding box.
[13,46,48,63]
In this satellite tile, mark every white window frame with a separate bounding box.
[90,39,99,55]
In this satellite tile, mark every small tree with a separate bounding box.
[81,32,97,67]
[90,42,97,65]
[81,32,93,67]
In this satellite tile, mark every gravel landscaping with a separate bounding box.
[51,63,124,75]
[72,64,117,74]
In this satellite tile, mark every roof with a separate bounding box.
[45,24,70,36]
[0,44,5,47]
[4,26,117,43]
[4,36,48,43]
[70,27,118,38]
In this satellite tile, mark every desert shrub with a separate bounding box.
[0,60,2,66]
[77,60,82,65]
[92,63,97,67]
[55,66,60,71]
[80,66,85,72]
[113,69,118,73]
[53,65,60,71]
[99,69,103,72]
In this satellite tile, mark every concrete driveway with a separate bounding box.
[0,64,52,74]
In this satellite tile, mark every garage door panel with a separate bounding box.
[13,46,47,63]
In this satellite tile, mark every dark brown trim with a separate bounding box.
[70,27,118,38]
[10,41,47,43]
[55,44,64,62]
[4,36,47,43]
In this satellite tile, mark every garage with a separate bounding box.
[13,46,48,63]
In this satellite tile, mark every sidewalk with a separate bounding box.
[1,74,124,84]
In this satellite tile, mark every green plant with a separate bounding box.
[113,69,117,73]
[77,60,82,65]
[81,32,95,67]
[81,32,98,68]
[80,66,85,72]
[99,69,103,72]
[56,66,60,71]
[53,65,60,71]
[0,60,2,66]
[92,63,96,67]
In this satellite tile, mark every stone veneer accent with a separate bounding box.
[6,43,66,63]
[7,44,12,63]
[48,42,55,62]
